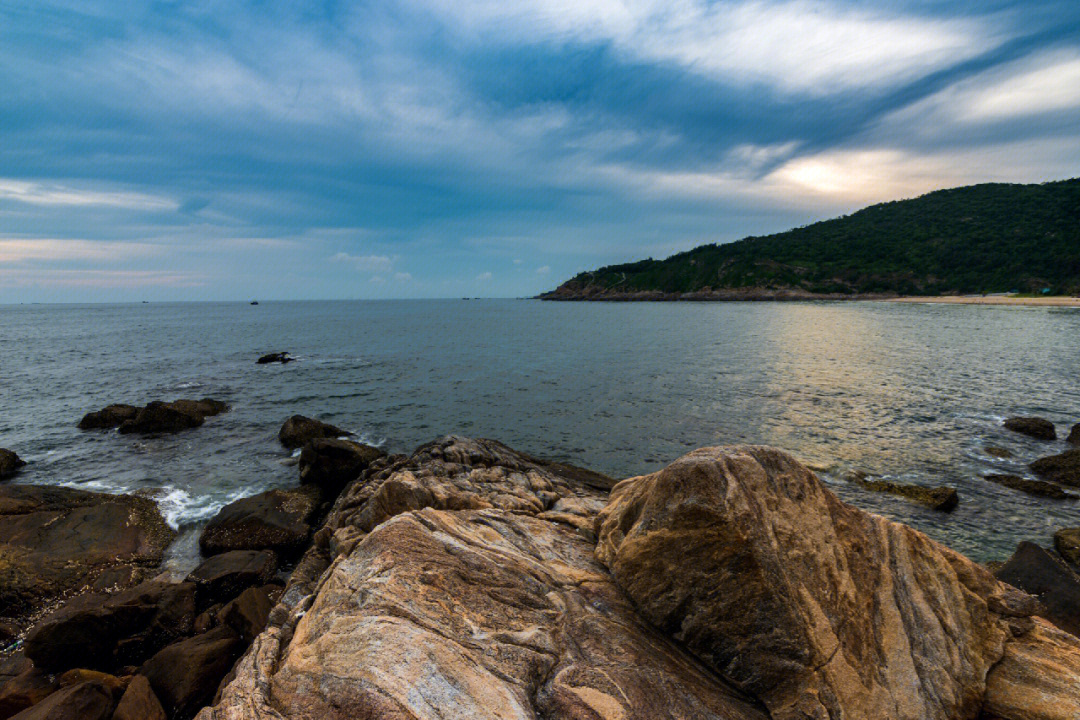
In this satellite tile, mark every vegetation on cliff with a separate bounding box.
[543,178,1080,298]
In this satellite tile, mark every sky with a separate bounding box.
[1,1,1078,302]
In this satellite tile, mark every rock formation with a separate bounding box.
[995,541,1080,638]
[0,451,24,480]
[842,470,958,510]
[1055,527,1080,567]
[277,416,349,450]
[982,473,1077,499]
[256,352,292,365]
[1031,448,1080,486]
[79,399,229,434]
[199,488,319,558]
[1003,416,1057,440]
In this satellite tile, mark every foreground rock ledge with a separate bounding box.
[197,439,1080,720]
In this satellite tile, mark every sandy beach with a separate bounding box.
[888,295,1080,307]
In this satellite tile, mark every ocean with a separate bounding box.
[2,299,1079,568]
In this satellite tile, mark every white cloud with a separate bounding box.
[536,265,550,274]
[332,252,394,273]
[419,0,1000,95]
[0,179,177,210]
[0,238,162,263]
[394,272,413,282]
[0,267,202,288]
[476,271,493,280]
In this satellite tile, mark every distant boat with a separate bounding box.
[250,301,259,305]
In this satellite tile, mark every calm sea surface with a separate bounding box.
[2,299,1079,566]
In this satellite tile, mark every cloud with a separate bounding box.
[0,179,177,210]
[332,252,395,273]
[394,272,413,282]
[536,265,550,274]
[0,238,162,263]
[476,271,493,280]
[0,268,202,288]
[421,0,1001,95]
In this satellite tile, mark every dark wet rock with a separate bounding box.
[218,587,272,643]
[24,581,196,673]
[255,352,292,365]
[77,405,138,431]
[298,439,384,496]
[1069,423,1080,445]
[277,415,348,450]
[0,451,26,481]
[141,626,242,720]
[843,473,959,511]
[996,541,1080,638]
[983,473,1078,500]
[1054,528,1080,568]
[1031,448,1080,487]
[112,675,166,720]
[1004,416,1057,440]
[0,620,18,648]
[118,402,203,435]
[185,551,277,607]
[199,488,319,558]
[984,445,1014,459]
[7,680,115,720]
[56,670,125,702]
[0,656,57,719]
[169,399,228,418]
[0,485,174,619]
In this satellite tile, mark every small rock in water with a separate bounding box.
[1031,449,1080,487]
[843,472,959,511]
[1003,416,1057,440]
[983,473,1078,500]
[256,352,292,364]
[984,445,1014,459]
[1069,423,1080,446]
[1055,528,1080,568]
[0,448,26,479]
[278,414,349,450]
[77,404,138,430]
[79,398,228,435]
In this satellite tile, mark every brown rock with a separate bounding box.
[169,399,228,418]
[0,486,174,619]
[1055,527,1080,567]
[118,401,204,435]
[111,676,166,720]
[984,445,1014,459]
[298,439,384,495]
[1031,449,1080,486]
[1004,416,1057,440]
[595,445,1025,720]
[843,472,959,510]
[277,415,348,450]
[7,681,114,720]
[0,451,26,481]
[185,551,277,606]
[198,487,319,558]
[1069,423,1080,445]
[141,626,242,720]
[77,405,138,431]
[983,473,1078,500]
[995,541,1080,638]
[984,618,1080,720]
[0,656,57,719]
[56,670,125,701]
[217,587,272,643]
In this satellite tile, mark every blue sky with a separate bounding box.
[1,1,1078,302]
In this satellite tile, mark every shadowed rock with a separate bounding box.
[199,488,319,558]
[186,551,277,606]
[6,679,116,720]
[0,451,25,481]
[256,352,291,365]
[843,471,958,510]
[278,415,349,450]
[1031,449,1080,486]
[1069,423,1080,445]
[217,587,274,643]
[0,655,57,719]
[995,541,1080,638]
[1055,527,1080,567]
[984,445,1014,458]
[141,626,242,720]
[112,675,166,720]
[77,404,138,430]
[298,439,384,496]
[983,473,1078,500]
[1004,416,1057,440]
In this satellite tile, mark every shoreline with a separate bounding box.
[886,295,1080,307]
[539,288,1080,306]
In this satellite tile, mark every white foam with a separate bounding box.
[154,486,256,529]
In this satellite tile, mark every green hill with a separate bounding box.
[540,178,1080,299]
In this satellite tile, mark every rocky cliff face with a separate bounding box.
[198,438,1080,720]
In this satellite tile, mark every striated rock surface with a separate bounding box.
[0,485,174,620]
[595,445,1042,720]
[983,618,1080,720]
[197,436,766,720]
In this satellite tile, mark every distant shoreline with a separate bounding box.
[886,295,1080,307]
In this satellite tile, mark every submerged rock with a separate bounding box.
[77,404,138,430]
[1055,527,1080,567]
[984,444,1014,458]
[1031,448,1080,486]
[278,415,349,450]
[255,352,291,365]
[0,485,174,620]
[0,450,25,480]
[983,473,1078,500]
[843,471,958,510]
[199,488,319,558]
[1004,416,1057,440]
[995,541,1080,638]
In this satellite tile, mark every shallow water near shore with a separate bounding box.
[2,298,1079,568]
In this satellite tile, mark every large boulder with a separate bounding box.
[118,401,204,435]
[198,488,319,558]
[6,680,115,720]
[1031,448,1080,486]
[0,656,57,719]
[217,587,274,643]
[277,415,348,450]
[1004,416,1057,440]
[24,581,196,672]
[185,551,277,606]
[77,405,138,430]
[0,485,174,619]
[141,626,242,720]
[594,445,1040,720]
[0,451,25,480]
[298,439,384,495]
[995,541,1080,638]
[112,675,166,720]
